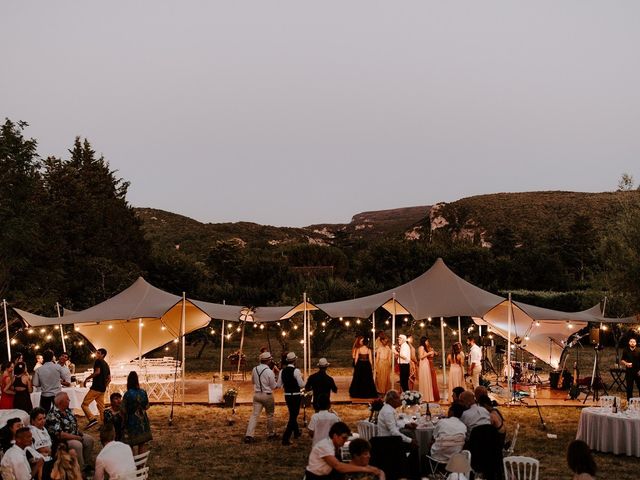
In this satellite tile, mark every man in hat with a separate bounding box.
[245,351,278,443]
[397,334,411,392]
[277,351,305,446]
[305,358,338,412]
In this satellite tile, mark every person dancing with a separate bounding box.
[418,336,440,402]
[447,342,466,400]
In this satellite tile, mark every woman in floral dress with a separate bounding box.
[122,371,152,454]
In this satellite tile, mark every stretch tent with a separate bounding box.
[14,277,211,365]
[474,301,618,369]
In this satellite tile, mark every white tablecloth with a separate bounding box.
[30,387,98,416]
[0,409,30,428]
[576,407,640,456]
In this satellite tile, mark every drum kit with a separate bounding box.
[504,358,544,385]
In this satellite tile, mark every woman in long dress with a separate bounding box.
[12,362,32,412]
[447,342,466,399]
[418,336,440,402]
[122,371,152,454]
[349,336,378,399]
[375,336,392,394]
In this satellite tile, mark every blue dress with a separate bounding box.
[122,387,152,446]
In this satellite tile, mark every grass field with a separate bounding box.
[143,402,640,479]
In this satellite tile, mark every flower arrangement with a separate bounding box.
[400,390,421,406]
[224,387,238,399]
[368,398,385,423]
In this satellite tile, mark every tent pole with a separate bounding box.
[303,293,308,378]
[441,317,447,401]
[237,321,246,374]
[181,293,186,406]
[307,310,312,378]
[507,293,513,399]
[3,300,10,361]
[391,294,396,391]
[372,311,376,381]
[219,300,226,382]
[219,320,225,382]
[138,318,143,366]
[56,302,67,352]
[457,316,461,345]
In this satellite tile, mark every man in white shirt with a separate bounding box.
[244,351,278,443]
[305,422,382,480]
[430,402,467,462]
[459,391,491,439]
[397,334,411,392]
[94,423,136,480]
[377,390,415,445]
[1,427,43,480]
[467,336,483,388]
[307,394,340,446]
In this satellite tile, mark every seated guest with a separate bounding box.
[346,438,386,480]
[567,439,597,480]
[430,402,467,463]
[29,408,53,460]
[473,386,489,402]
[103,392,124,442]
[377,390,415,445]
[304,422,382,480]
[308,394,341,446]
[1,427,44,480]
[94,423,137,480]
[451,387,465,404]
[50,443,82,480]
[45,392,94,472]
[477,395,506,447]
[459,391,490,438]
[0,417,23,452]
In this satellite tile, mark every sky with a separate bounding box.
[2,2,639,227]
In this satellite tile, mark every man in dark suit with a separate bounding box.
[305,358,338,411]
[621,337,640,400]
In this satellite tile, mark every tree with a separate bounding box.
[617,173,635,191]
[42,137,150,306]
[0,119,59,309]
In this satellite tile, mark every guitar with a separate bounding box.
[569,361,580,400]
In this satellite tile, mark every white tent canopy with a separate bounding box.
[475,301,606,369]
[14,278,211,364]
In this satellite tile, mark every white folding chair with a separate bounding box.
[503,423,520,457]
[356,420,378,441]
[133,450,151,469]
[134,467,149,479]
[503,456,539,480]
[427,433,466,479]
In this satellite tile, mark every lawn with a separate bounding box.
[143,402,640,479]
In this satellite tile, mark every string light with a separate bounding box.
[293,325,299,330]
[253,323,257,328]
[75,327,80,331]
[385,320,390,325]
[40,328,46,334]
[321,322,327,327]
[309,331,313,336]
[428,317,432,322]
[281,331,287,337]
[403,317,408,323]
[161,326,166,331]
[356,319,361,325]
[227,324,233,329]
[34,345,40,350]
[78,341,84,346]
[345,321,351,327]
[27,329,34,334]
[108,325,113,330]
[419,322,425,328]
[339,317,343,321]
[173,338,179,343]
[536,321,540,327]
[299,339,304,344]
[259,324,265,330]
[524,336,530,341]
[488,334,494,339]
[600,325,608,331]
[10,339,17,345]
[46,335,52,340]
[226,334,231,340]
[165,346,169,351]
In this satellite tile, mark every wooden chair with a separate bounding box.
[503,456,539,480]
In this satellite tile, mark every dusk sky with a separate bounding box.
[2,2,639,227]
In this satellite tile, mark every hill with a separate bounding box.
[135,190,637,258]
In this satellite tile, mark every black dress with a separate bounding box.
[12,375,32,412]
[349,353,378,398]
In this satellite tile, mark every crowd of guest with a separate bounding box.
[0,349,151,480]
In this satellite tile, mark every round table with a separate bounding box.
[576,407,640,456]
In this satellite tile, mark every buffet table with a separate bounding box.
[576,407,640,456]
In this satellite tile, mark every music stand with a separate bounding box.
[481,344,501,387]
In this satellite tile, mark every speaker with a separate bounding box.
[590,327,600,346]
